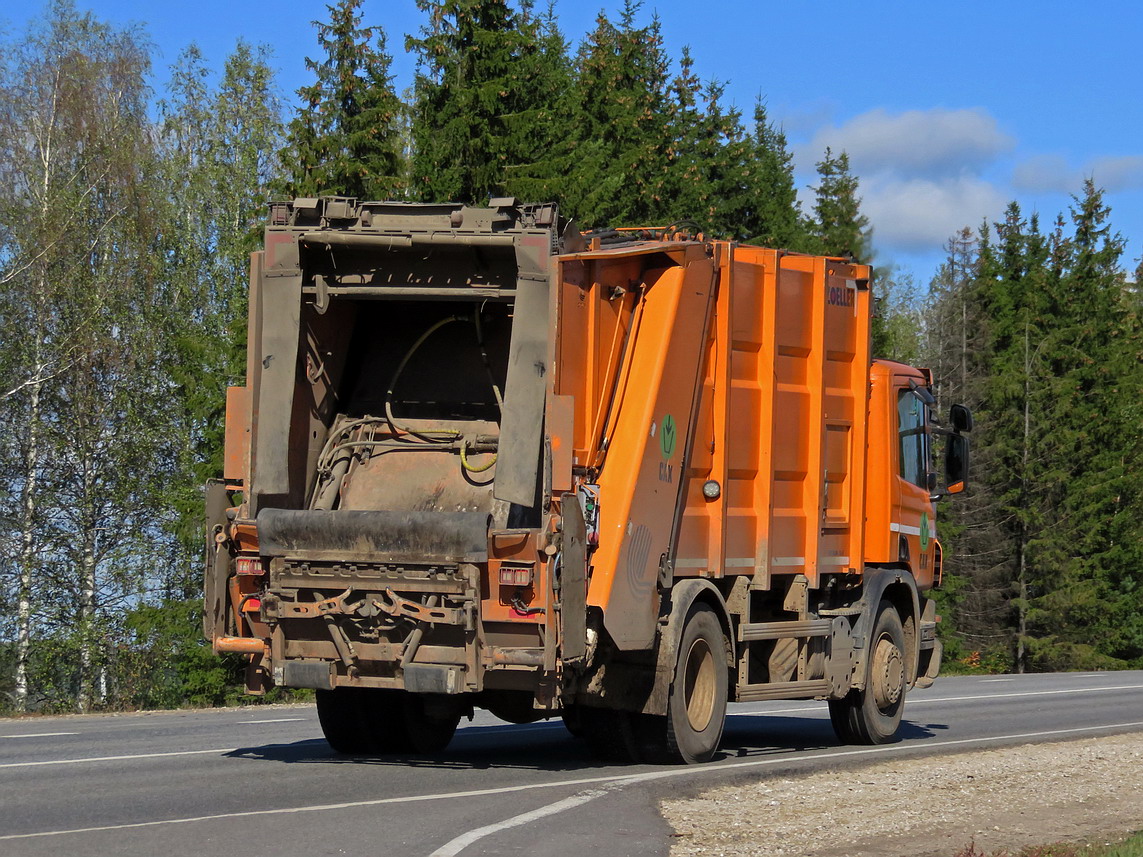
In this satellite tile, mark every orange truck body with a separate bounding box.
[205,198,969,762]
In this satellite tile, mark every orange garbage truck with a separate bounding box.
[204,197,972,764]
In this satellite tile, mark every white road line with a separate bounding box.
[2,720,1142,843]
[906,684,1143,704]
[979,678,1015,683]
[731,683,1143,716]
[0,732,79,739]
[4,683,1142,771]
[0,748,238,769]
[237,718,306,724]
[428,789,611,857]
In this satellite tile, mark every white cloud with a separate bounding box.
[802,108,1015,179]
[859,176,1009,252]
[1012,155,1078,193]
[1013,154,1143,195]
[1090,156,1143,192]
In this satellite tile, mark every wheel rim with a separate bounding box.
[683,636,716,733]
[870,632,904,711]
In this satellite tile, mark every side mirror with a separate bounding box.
[950,404,973,433]
[945,433,970,493]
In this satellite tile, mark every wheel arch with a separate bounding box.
[644,579,734,717]
[851,567,921,691]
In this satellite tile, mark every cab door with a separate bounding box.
[892,381,936,588]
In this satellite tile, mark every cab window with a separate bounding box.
[897,390,928,488]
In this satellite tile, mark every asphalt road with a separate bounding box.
[1,671,1141,857]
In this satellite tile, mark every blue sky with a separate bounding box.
[6,1,1143,282]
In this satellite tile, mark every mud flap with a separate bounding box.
[203,480,232,641]
[560,492,588,663]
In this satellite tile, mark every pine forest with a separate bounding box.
[0,0,1140,713]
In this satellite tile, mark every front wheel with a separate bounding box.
[829,600,907,745]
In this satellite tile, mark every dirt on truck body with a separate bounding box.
[204,197,972,763]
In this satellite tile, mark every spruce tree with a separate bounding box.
[810,147,871,260]
[746,100,805,249]
[1023,181,1143,669]
[662,57,757,239]
[282,0,404,200]
[563,3,672,227]
[408,0,570,204]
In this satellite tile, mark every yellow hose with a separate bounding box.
[460,441,497,473]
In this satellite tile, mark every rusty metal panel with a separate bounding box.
[223,386,250,483]
[548,394,575,495]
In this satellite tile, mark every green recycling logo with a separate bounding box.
[920,512,931,551]
[660,414,677,460]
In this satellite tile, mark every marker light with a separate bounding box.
[702,480,721,500]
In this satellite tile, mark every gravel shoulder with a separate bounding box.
[661,732,1143,857]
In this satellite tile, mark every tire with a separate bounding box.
[561,705,585,738]
[316,687,372,754]
[636,604,729,764]
[829,600,907,745]
[578,706,640,762]
[397,693,460,754]
[318,688,460,755]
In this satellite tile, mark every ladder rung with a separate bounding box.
[736,679,831,702]
[738,618,834,642]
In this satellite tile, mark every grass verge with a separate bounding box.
[955,831,1143,857]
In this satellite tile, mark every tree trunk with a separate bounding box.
[1016,322,1031,674]
[15,368,43,714]
[78,447,98,712]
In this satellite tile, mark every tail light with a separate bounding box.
[235,555,263,576]
[498,564,533,586]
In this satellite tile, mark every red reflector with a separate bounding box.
[242,598,261,612]
[498,565,533,586]
[235,556,263,575]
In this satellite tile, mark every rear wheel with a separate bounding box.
[317,688,461,755]
[316,687,372,754]
[397,693,460,753]
[579,706,640,762]
[636,604,729,764]
[829,600,907,745]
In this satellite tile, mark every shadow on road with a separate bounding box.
[224,714,946,771]
[719,714,941,761]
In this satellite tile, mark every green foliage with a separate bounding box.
[408,0,571,205]
[811,147,871,260]
[122,600,242,708]
[871,266,923,363]
[926,184,1143,672]
[2,0,1141,719]
[561,4,673,227]
[745,100,807,248]
[282,0,405,200]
